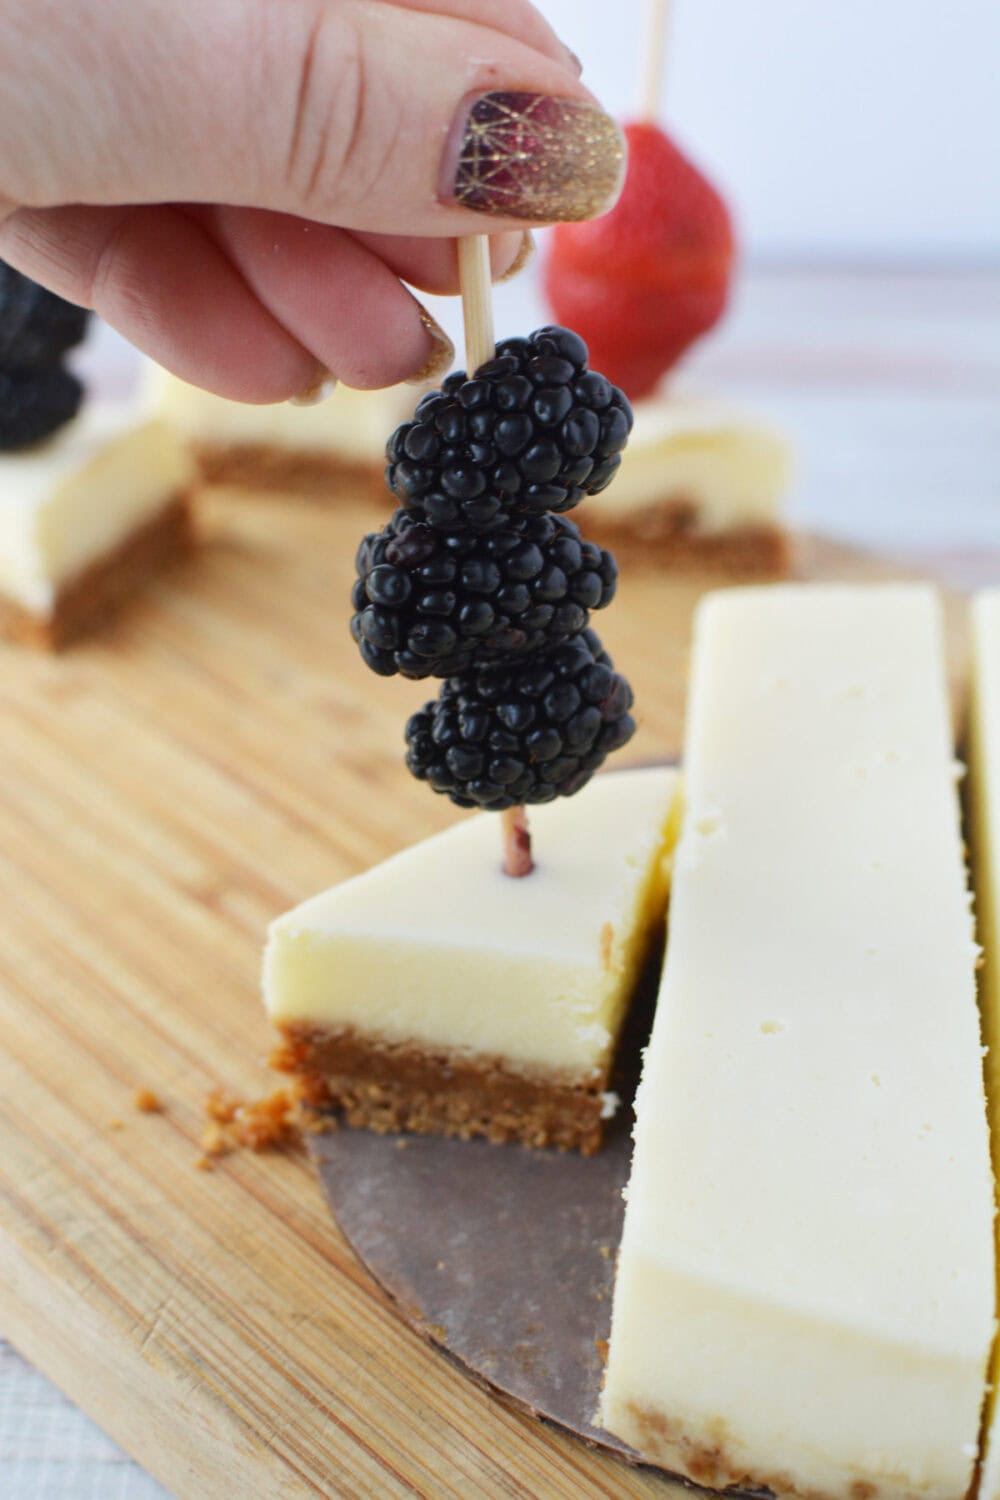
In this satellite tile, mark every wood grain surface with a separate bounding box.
[0,482,993,1500]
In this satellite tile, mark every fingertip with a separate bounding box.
[403,305,455,386]
[493,230,535,283]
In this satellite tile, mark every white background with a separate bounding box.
[535,0,1000,261]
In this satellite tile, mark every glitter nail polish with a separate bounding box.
[289,368,337,407]
[405,309,455,386]
[450,93,625,223]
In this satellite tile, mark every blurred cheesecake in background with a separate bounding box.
[148,364,412,498]
[578,387,793,574]
[0,407,196,649]
[0,265,196,649]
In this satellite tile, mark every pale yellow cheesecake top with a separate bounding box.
[148,364,414,464]
[585,390,793,529]
[601,584,995,1500]
[264,766,681,1077]
[0,407,195,612]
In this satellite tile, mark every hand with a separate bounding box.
[0,0,624,401]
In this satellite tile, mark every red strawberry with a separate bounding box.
[543,122,735,400]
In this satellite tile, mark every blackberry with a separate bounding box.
[385,325,633,528]
[0,367,84,451]
[0,261,91,369]
[351,508,617,680]
[405,628,636,810]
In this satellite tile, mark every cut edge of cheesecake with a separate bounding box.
[0,494,193,649]
[968,588,1000,1500]
[0,410,198,650]
[581,510,792,578]
[599,584,996,1500]
[578,390,794,577]
[147,362,414,499]
[265,765,683,1154]
[191,441,386,499]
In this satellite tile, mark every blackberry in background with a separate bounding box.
[385,325,633,528]
[0,260,91,448]
[405,629,636,810]
[0,367,84,452]
[0,261,91,370]
[351,508,618,680]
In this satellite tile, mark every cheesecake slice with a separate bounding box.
[600,585,995,1500]
[579,390,792,574]
[968,589,1000,1500]
[150,365,413,497]
[0,406,196,648]
[265,767,681,1153]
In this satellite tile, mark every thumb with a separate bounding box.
[3,0,624,232]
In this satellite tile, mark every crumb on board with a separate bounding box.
[595,1337,609,1366]
[108,1118,124,1131]
[204,1088,239,1125]
[195,1085,308,1168]
[132,1088,162,1113]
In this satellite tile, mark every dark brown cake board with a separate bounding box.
[310,960,769,1500]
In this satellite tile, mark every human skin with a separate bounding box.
[0,0,624,400]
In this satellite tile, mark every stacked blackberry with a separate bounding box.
[351,327,638,810]
[0,260,90,451]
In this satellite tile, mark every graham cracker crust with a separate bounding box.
[272,1024,611,1154]
[0,493,194,650]
[580,497,790,577]
[619,1400,893,1500]
[194,441,386,500]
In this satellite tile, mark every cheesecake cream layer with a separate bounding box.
[150,366,413,468]
[584,391,792,533]
[969,590,1000,1500]
[264,768,680,1080]
[600,585,995,1500]
[0,407,195,614]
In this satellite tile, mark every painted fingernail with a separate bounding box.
[289,367,337,406]
[405,306,455,387]
[496,230,536,284]
[448,92,625,222]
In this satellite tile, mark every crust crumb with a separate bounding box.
[132,1088,162,1113]
[595,1337,609,1365]
[205,1088,239,1124]
[267,1040,305,1075]
[197,1084,306,1167]
[234,1089,301,1151]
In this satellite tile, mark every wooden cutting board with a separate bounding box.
[0,483,993,1500]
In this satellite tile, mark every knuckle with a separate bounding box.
[283,7,377,215]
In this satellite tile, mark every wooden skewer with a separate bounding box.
[638,0,670,122]
[457,235,534,879]
[458,235,496,375]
